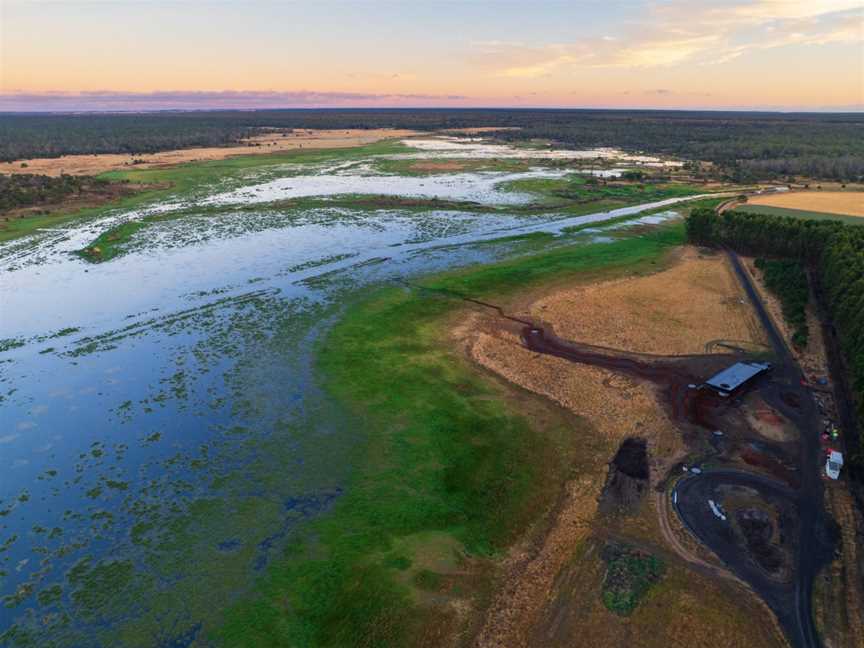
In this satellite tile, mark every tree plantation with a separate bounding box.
[687,208,864,471]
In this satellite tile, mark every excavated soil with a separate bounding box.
[598,438,650,515]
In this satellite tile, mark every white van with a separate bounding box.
[825,450,844,480]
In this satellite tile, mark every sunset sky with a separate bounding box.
[1,0,862,111]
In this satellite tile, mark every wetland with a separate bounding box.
[0,134,730,646]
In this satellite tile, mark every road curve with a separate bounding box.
[669,251,830,648]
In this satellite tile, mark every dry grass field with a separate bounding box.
[747,191,864,217]
[529,246,767,355]
[0,128,418,176]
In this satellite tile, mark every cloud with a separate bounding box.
[482,0,863,75]
[0,90,469,112]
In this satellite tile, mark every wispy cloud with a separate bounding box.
[0,90,468,112]
[482,0,863,75]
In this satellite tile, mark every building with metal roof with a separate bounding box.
[703,361,772,397]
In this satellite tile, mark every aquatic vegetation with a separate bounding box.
[215,225,684,645]
[0,130,702,647]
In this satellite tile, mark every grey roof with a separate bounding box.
[705,362,771,393]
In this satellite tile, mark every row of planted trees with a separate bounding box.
[686,208,864,469]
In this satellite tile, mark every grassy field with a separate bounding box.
[0,139,410,244]
[732,204,864,225]
[501,176,706,205]
[746,190,864,217]
[66,154,710,263]
[214,224,686,646]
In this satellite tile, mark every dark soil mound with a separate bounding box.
[599,437,649,514]
[612,437,649,479]
[736,508,784,575]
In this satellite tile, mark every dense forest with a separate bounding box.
[1,109,862,180]
[0,174,111,211]
[687,208,864,471]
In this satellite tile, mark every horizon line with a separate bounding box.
[3,106,863,116]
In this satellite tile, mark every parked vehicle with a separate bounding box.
[825,450,844,480]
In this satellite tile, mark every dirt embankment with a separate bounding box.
[746,191,864,217]
[0,128,419,177]
[453,246,786,648]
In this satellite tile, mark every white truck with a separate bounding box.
[825,450,844,480]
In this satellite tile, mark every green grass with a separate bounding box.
[214,223,685,647]
[68,153,703,264]
[732,204,864,225]
[501,176,705,205]
[0,189,160,244]
[0,139,411,245]
[423,221,685,298]
[76,221,147,262]
[601,544,665,616]
[97,138,410,188]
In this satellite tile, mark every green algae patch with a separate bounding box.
[215,225,684,646]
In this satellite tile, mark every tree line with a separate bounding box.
[687,208,864,470]
[754,258,810,349]
[1,110,862,180]
[0,174,111,212]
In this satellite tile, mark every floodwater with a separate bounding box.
[0,137,698,644]
[199,164,566,206]
[390,137,682,166]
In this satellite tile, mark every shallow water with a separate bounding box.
[0,138,700,644]
[391,137,681,165]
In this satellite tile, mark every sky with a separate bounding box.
[0,0,862,111]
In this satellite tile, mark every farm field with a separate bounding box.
[746,190,864,217]
[731,204,864,225]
